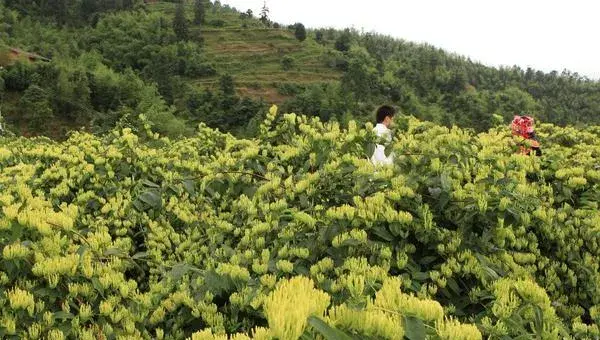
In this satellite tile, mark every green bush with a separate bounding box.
[281,55,295,71]
[209,19,225,27]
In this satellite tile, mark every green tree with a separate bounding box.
[335,28,353,52]
[173,2,189,41]
[80,0,97,22]
[20,85,53,132]
[219,74,235,97]
[194,0,205,25]
[52,0,71,25]
[341,46,379,97]
[492,86,541,119]
[315,30,324,44]
[259,1,270,26]
[293,23,306,42]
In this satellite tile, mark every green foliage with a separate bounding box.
[208,19,225,27]
[315,30,324,44]
[219,74,235,97]
[342,46,379,98]
[335,28,353,52]
[19,84,53,131]
[3,62,34,91]
[0,73,5,98]
[259,1,270,26]
[281,55,295,71]
[194,0,206,25]
[492,86,541,119]
[294,23,307,42]
[173,2,189,41]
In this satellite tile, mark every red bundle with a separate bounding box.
[511,115,534,139]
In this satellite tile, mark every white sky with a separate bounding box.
[221,0,600,80]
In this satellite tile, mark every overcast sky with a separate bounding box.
[221,0,600,80]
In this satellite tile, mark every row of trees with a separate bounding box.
[4,0,141,25]
[281,29,600,131]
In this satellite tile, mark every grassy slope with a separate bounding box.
[148,1,342,104]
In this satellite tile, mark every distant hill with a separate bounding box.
[1,0,599,139]
[145,1,341,104]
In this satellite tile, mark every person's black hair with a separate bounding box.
[376,105,396,123]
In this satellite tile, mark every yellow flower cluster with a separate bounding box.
[263,276,330,340]
[435,318,482,340]
[8,287,35,316]
[373,277,444,322]
[2,242,30,260]
[328,304,403,339]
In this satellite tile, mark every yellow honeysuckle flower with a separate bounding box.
[436,318,482,340]
[263,276,330,340]
[8,287,35,316]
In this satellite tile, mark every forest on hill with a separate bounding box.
[0,0,599,139]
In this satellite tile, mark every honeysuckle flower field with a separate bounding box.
[1,106,600,339]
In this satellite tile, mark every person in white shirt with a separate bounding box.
[370,105,396,166]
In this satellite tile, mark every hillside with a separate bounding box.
[146,1,341,104]
[1,106,600,338]
[1,0,599,140]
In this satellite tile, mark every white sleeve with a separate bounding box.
[371,144,393,165]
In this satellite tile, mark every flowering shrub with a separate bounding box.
[1,105,599,338]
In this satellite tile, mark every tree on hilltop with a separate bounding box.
[294,23,306,42]
[173,1,188,41]
[194,0,205,25]
[259,1,270,26]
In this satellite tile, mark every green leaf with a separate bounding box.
[54,311,75,320]
[307,316,354,340]
[533,304,544,336]
[418,256,438,265]
[366,143,375,158]
[436,191,451,210]
[10,223,23,242]
[389,222,406,237]
[182,179,196,195]
[299,332,313,340]
[137,189,162,210]
[341,238,364,247]
[141,179,160,188]
[446,278,461,295]
[76,245,89,259]
[299,194,310,208]
[412,271,429,281]
[131,199,145,212]
[168,263,200,281]
[167,184,182,195]
[201,270,236,296]
[372,225,394,241]
[403,316,426,340]
[132,252,149,260]
[103,248,124,257]
[91,277,104,294]
[440,173,452,191]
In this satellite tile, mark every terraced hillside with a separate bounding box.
[147,1,342,104]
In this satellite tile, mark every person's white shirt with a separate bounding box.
[370,123,394,165]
